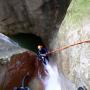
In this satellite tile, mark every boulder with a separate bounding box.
[0,51,45,90]
[51,0,90,89]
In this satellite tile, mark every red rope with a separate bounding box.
[47,40,90,55]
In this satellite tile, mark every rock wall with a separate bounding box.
[51,0,90,89]
[0,0,70,44]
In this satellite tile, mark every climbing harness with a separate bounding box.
[47,40,90,55]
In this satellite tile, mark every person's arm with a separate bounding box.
[45,48,48,55]
[40,53,46,56]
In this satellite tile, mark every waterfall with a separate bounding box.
[0,33,19,47]
[0,33,26,59]
[43,63,76,90]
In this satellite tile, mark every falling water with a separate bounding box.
[43,63,76,90]
[0,33,19,47]
[0,33,26,59]
[44,64,61,90]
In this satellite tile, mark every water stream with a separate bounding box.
[44,63,76,90]
[0,33,26,59]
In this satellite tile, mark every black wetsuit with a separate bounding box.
[37,48,49,65]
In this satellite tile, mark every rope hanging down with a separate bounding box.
[47,40,90,55]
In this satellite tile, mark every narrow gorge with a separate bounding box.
[0,0,90,90]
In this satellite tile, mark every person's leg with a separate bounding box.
[46,56,49,62]
[43,57,47,65]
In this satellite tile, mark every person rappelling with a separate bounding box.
[37,45,49,65]
[37,40,90,65]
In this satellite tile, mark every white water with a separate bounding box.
[44,64,61,90]
[0,33,26,59]
[0,33,19,46]
[44,64,76,90]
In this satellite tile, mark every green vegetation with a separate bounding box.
[66,0,90,24]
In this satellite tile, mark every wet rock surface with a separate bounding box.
[51,0,90,89]
[0,0,70,44]
[0,51,45,90]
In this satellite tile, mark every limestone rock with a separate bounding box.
[0,0,70,44]
[51,0,90,89]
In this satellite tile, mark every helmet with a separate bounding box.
[37,45,43,49]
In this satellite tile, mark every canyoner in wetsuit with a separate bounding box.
[37,45,49,65]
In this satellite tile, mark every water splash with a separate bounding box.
[0,33,19,46]
[44,64,61,90]
[44,64,76,90]
[0,33,26,59]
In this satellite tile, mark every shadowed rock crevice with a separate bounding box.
[8,33,44,52]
